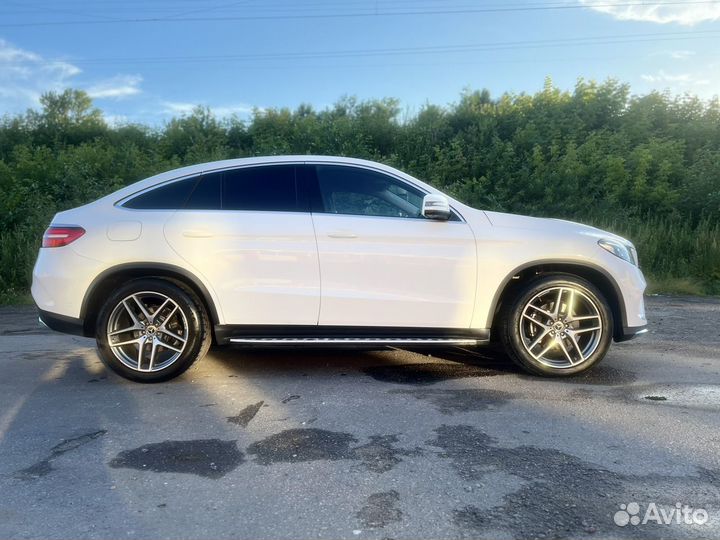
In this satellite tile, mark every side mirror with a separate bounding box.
[422,194,451,221]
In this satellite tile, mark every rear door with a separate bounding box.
[164,165,320,325]
[304,164,477,329]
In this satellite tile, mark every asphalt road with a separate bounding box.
[1,296,719,539]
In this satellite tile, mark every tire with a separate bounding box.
[95,278,211,383]
[498,273,613,377]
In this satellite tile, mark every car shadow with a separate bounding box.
[207,343,639,387]
[207,343,520,379]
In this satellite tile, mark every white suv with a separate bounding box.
[32,156,647,382]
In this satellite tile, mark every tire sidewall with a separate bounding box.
[505,275,614,377]
[96,279,207,383]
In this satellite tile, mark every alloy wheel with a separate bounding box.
[106,291,189,372]
[519,286,603,369]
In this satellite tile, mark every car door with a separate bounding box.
[306,164,477,329]
[164,164,321,325]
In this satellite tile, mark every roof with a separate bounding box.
[101,155,445,205]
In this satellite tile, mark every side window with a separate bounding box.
[185,171,222,210]
[223,165,298,212]
[315,165,423,218]
[122,177,198,209]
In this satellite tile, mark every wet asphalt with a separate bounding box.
[1,296,719,539]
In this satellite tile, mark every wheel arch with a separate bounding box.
[81,263,220,337]
[488,260,627,340]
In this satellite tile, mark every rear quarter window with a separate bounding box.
[122,177,198,209]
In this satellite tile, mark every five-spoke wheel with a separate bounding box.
[96,279,211,382]
[519,286,603,369]
[500,274,613,376]
[107,291,189,372]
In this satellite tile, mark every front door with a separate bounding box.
[307,164,477,329]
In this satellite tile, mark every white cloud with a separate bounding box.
[0,38,144,115]
[0,39,81,111]
[161,101,196,115]
[103,113,129,126]
[641,69,710,87]
[212,104,257,117]
[86,74,142,100]
[670,50,696,59]
[161,100,260,119]
[580,0,720,25]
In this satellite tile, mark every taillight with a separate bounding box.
[42,225,86,248]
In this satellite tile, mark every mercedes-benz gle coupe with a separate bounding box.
[32,156,647,382]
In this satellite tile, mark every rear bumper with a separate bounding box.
[38,309,86,337]
[615,324,648,342]
[32,245,104,320]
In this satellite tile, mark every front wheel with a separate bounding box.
[96,279,211,382]
[499,274,613,376]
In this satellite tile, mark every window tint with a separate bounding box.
[223,165,298,211]
[123,177,197,209]
[315,165,423,218]
[185,171,222,210]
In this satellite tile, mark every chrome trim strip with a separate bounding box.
[229,337,482,345]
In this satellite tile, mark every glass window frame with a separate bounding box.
[118,175,201,211]
[304,164,462,222]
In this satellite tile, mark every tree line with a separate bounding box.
[1,78,719,301]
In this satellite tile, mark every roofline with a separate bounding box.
[95,155,471,214]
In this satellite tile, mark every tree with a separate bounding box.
[26,89,106,146]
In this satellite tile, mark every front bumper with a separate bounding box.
[615,324,648,342]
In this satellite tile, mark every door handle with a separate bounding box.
[182,229,214,238]
[327,231,357,239]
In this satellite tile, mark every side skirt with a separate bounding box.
[214,325,490,346]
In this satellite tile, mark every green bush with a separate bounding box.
[1,81,719,302]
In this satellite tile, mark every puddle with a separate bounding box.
[352,435,422,473]
[431,424,720,538]
[247,428,356,464]
[109,439,244,479]
[247,429,420,472]
[227,401,264,428]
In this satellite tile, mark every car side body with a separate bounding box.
[32,155,647,381]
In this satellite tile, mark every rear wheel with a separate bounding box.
[499,274,613,376]
[96,279,211,382]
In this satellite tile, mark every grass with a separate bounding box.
[644,277,709,297]
[587,214,720,297]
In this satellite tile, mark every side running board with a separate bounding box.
[228,337,485,345]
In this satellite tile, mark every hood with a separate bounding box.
[482,210,629,244]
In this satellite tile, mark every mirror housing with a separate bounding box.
[422,194,451,221]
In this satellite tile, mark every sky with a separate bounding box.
[0,0,719,125]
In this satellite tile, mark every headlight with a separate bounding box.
[598,238,638,266]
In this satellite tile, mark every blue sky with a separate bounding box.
[1,0,719,124]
